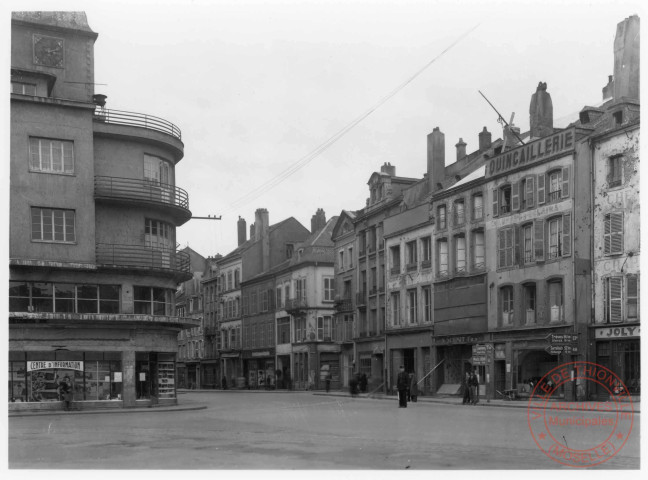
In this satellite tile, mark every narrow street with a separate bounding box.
[9,391,640,469]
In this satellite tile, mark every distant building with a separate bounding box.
[9,12,195,410]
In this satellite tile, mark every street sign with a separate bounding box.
[561,345,579,354]
[545,333,578,345]
[545,344,579,355]
[472,354,487,365]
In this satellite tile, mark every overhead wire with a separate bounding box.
[227,22,482,212]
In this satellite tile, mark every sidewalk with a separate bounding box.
[312,391,641,413]
[9,403,207,418]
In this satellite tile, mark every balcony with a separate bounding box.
[95,176,191,225]
[334,297,353,312]
[96,243,191,282]
[9,311,200,329]
[285,298,309,316]
[547,190,562,203]
[94,108,181,140]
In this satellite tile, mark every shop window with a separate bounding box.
[548,280,564,323]
[391,292,401,326]
[472,194,483,220]
[472,230,485,270]
[31,207,75,243]
[29,137,74,174]
[454,199,465,225]
[437,238,448,277]
[407,289,417,324]
[134,286,169,315]
[500,286,514,326]
[524,284,536,325]
[497,227,515,268]
[604,213,624,255]
[437,205,447,229]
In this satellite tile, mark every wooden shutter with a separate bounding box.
[610,213,624,254]
[514,225,521,265]
[512,182,520,211]
[561,166,570,198]
[604,215,611,254]
[498,230,506,268]
[609,277,623,323]
[492,189,499,217]
[562,213,572,256]
[534,219,545,261]
[627,275,638,319]
[537,174,546,205]
[526,176,535,208]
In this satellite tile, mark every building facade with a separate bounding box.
[9,12,196,410]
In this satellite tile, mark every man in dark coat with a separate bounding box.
[396,365,409,408]
[462,371,471,404]
[470,369,480,405]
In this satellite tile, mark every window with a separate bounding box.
[145,219,173,249]
[391,292,401,326]
[286,243,294,259]
[422,286,432,323]
[234,269,240,288]
[421,237,432,268]
[295,317,306,342]
[455,235,466,273]
[524,284,536,324]
[343,280,352,300]
[407,289,417,324]
[323,277,335,301]
[250,290,257,314]
[548,280,564,323]
[522,224,534,264]
[227,272,233,291]
[390,245,401,275]
[348,247,354,268]
[261,290,269,312]
[472,231,485,270]
[143,154,170,185]
[605,275,639,323]
[547,170,562,203]
[548,217,563,259]
[406,241,417,270]
[497,227,515,268]
[500,286,514,325]
[494,185,512,215]
[284,283,291,305]
[437,205,447,229]
[339,250,345,270]
[242,295,249,316]
[472,194,483,220]
[437,239,448,277]
[276,286,283,309]
[277,317,290,344]
[627,275,639,320]
[604,213,624,255]
[295,278,306,301]
[134,286,168,315]
[29,138,74,174]
[454,199,465,225]
[608,155,623,187]
[12,81,36,95]
[9,281,120,314]
[370,268,377,294]
[521,176,535,209]
[317,316,332,341]
[31,208,75,243]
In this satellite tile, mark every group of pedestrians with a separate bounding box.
[462,370,480,405]
[396,365,419,408]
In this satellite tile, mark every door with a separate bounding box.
[145,219,173,268]
[144,154,172,203]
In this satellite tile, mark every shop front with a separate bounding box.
[317,346,342,391]
[355,340,384,393]
[591,325,640,400]
[220,352,243,389]
[386,329,432,395]
[433,334,484,396]
[243,349,276,389]
[201,360,219,389]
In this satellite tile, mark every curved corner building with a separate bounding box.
[9,12,196,410]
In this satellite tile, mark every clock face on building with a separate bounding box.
[33,34,64,68]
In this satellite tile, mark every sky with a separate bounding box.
[4,0,645,259]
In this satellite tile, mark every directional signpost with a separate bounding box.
[545,333,579,355]
[472,343,493,365]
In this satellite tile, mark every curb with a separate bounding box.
[9,404,208,418]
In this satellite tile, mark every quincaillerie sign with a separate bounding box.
[27,361,84,372]
[485,127,575,178]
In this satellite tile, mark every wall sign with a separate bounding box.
[27,361,83,372]
[595,326,640,339]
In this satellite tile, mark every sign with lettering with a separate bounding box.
[485,127,575,178]
[251,351,271,357]
[27,361,84,372]
[435,334,485,346]
[545,345,579,355]
[595,326,640,339]
[545,333,579,345]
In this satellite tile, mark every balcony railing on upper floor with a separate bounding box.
[94,108,182,140]
[95,176,190,211]
[96,243,190,276]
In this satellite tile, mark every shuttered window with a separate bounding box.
[627,275,639,319]
[607,277,623,323]
[498,227,515,268]
[604,213,624,255]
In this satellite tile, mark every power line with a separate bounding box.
[227,23,481,211]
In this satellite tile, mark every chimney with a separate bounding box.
[529,82,554,138]
[380,162,396,176]
[310,208,327,233]
[478,127,492,151]
[504,125,522,150]
[455,138,467,161]
[602,75,614,101]
[612,15,640,101]
[237,216,247,246]
[427,127,445,191]
[254,208,270,272]
[250,223,255,240]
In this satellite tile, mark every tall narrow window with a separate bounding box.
[608,155,623,187]
[498,227,514,268]
[548,218,563,259]
[472,231,485,270]
[500,186,512,214]
[437,205,447,229]
[31,208,75,243]
[407,289,417,324]
[390,245,401,275]
[547,170,562,203]
[454,199,465,225]
[548,280,563,323]
[455,235,466,273]
[323,277,335,301]
[391,292,401,326]
[29,138,74,174]
[627,275,639,320]
[472,194,483,220]
[437,239,448,277]
[605,277,623,323]
[421,237,432,268]
[406,241,417,270]
[604,213,624,255]
[422,286,432,323]
[500,286,514,325]
[523,224,534,264]
[524,284,536,324]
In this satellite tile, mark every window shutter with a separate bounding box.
[492,189,499,217]
[526,176,535,208]
[537,174,546,205]
[534,219,545,262]
[512,182,520,211]
[604,215,612,254]
[498,230,506,268]
[627,275,638,319]
[609,277,623,323]
[29,138,39,170]
[561,166,570,198]
[514,225,521,265]
[562,213,572,256]
[506,228,514,267]
[611,213,624,254]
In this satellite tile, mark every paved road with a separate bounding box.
[8,392,640,469]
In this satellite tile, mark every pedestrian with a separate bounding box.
[409,372,418,402]
[325,372,332,393]
[359,372,368,393]
[59,375,72,411]
[462,371,471,405]
[470,369,480,405]
[221,376,228,390]
[349,374,359,397]
[396,365,409,408]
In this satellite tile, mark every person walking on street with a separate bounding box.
[409,372,419,402]
[462,371,471,405]
[470,369,480,405]
[396,365,409,408]
[59,376,72,411]
[325,372,332,393]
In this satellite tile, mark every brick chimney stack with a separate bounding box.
[237,216,247,246]
[478,127,492,151]
[310,208,327,233]
[427,127,445,191]
[455,138,467,161]
[380,162,396,176]
[529,81,554,139]
[612,15,640,101]
[255,208,270,272]
[250,223,255,240]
